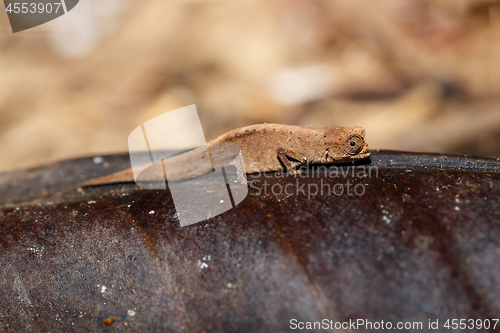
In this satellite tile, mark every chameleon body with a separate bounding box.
[82,124,370,186]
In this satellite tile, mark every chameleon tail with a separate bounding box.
[81,168,135,187]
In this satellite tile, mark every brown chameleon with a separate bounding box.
[82,124,369,186]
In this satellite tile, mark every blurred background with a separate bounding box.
[0,0,500,173]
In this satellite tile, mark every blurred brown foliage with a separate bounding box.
[1,0,500,172]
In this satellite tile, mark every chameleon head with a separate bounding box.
[325,126,370,161]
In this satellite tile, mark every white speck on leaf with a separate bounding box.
[149,210,155,215]
[93,156,104,164]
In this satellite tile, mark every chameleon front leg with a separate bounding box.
[276,148,305,176]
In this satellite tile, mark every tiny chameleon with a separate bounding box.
[81,124,370,187]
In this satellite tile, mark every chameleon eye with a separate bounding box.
[345,135,363,155]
